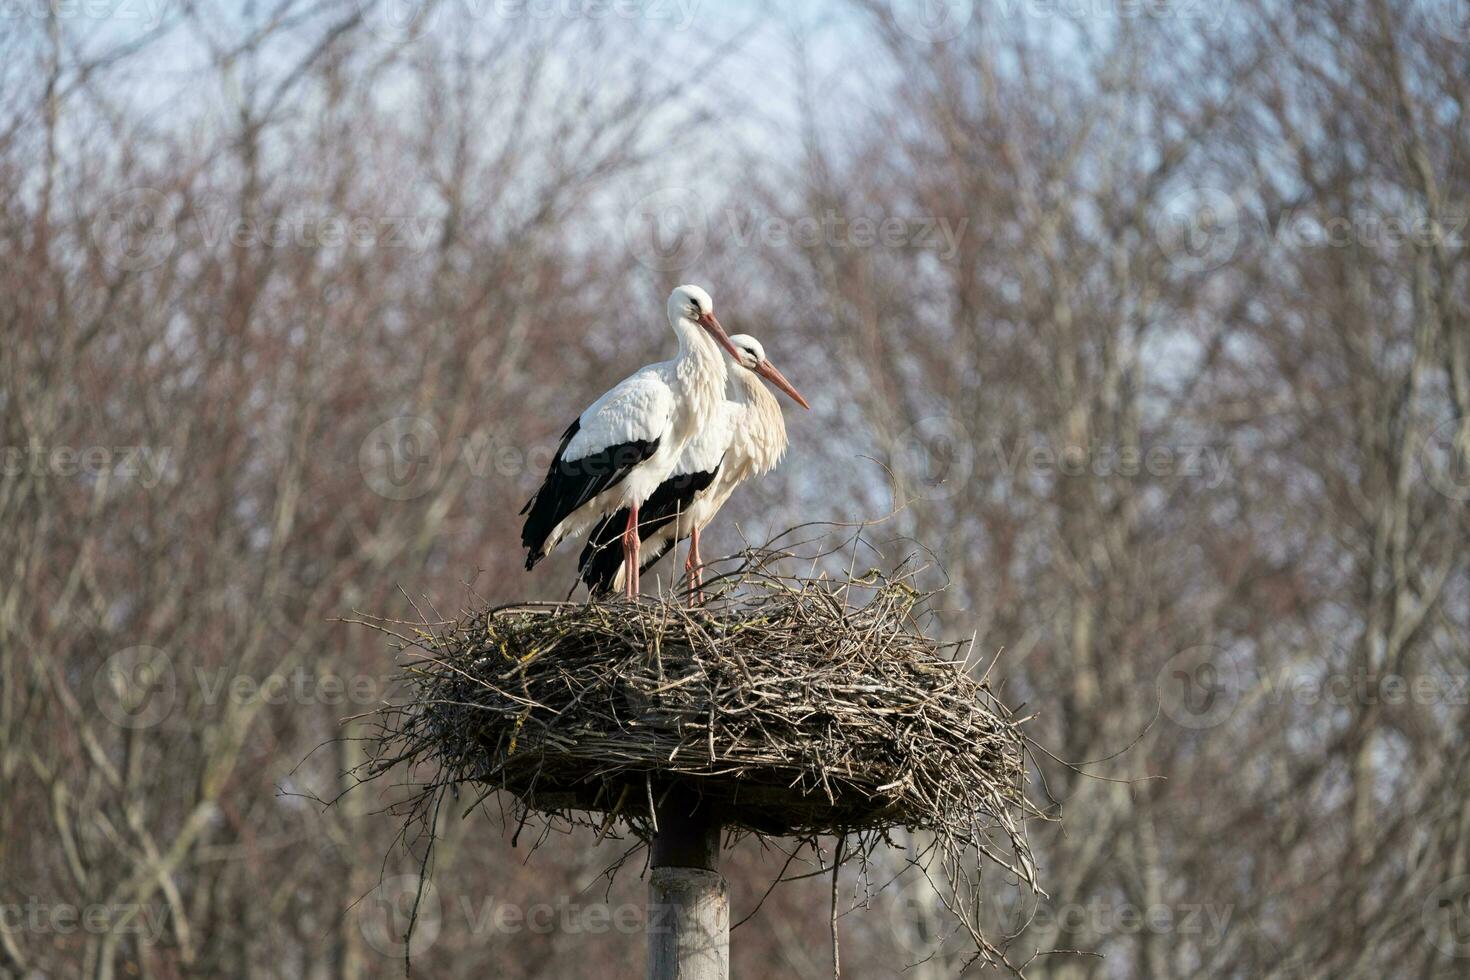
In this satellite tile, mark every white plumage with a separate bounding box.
[542,370,680,547]
[578,335,807,598]
[521,285,740,597]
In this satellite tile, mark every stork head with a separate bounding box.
[728,333,811,410]
[671,284,713,319]
[667,284,740,359]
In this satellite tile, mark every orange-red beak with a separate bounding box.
[697,312,742,360]
[755,359,811,410]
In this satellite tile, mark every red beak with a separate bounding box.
[755,359,811,410]
[697,312,742,360]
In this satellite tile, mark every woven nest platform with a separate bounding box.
[360,559,1035,852]
[352,549,1047,968]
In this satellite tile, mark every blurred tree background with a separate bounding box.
[2,0,1468,977]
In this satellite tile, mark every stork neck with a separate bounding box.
[671,316,728,428]
[673,315,714,358]
[731,367,788,473]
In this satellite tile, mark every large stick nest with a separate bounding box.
[355,543,1044,968]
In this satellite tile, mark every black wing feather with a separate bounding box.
[577,463,721,595]
[520,417,659,570]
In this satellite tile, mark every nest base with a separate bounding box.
[357,556,1043,970]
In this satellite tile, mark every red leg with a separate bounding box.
[623,504,641,599]
[684,526,699,607]
[689,525,705,605]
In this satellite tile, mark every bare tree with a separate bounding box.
[3,1,1468,977]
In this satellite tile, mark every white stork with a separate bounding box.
[578,335,808,601]
[521,285,740,598]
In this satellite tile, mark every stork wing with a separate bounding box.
[576,400,737,595]
[562,368,675,461]
[521,369,675,569]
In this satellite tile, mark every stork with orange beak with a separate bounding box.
[578,334,809,601]
[521,285,740,598]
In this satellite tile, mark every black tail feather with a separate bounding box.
[519,417,659,569]
[578,513,626,597]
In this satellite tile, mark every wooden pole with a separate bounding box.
[648,786,727,980]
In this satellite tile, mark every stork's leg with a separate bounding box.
[623,504,641,599]
[684,526,699,607]
[688,525,705,606]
